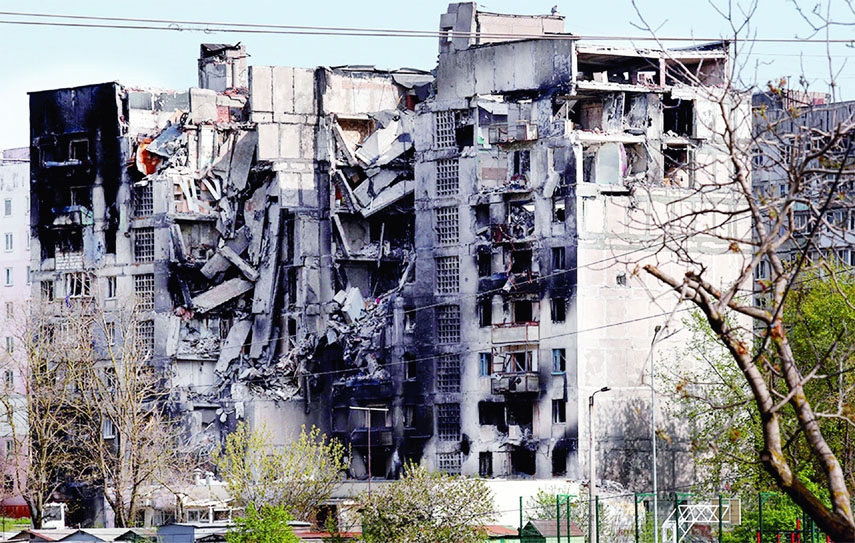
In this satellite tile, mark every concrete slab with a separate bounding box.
[191,278,254,313]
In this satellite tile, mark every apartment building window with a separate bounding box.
[136,319,155,358]
[3,233,11,252]
[2,371,11,388]
[134,228,155,262]
[25,233,30,250]
[4,302,12,320]
[552,348,566,373]
[436,305,460,344]
[479,452,493,477]
[437,452,462,475]
[435,256,459,294]
[479,352,492,377]
[552,198,566,222]
[3,200,10,217]
[552,247,566,270]
[478,251,491,277]
[4,337,12,354]
[134,274,155,311]
[106,276,117,299]
[102,418,116,440]
[436,403,460,441]
[3,439,12,457]
[436,158,460,196]
[435,111,457,149]
[478,298,492,327]
[552,399,567,424]
[134,182,154,217]
[41,280,55,302]
[755,260,770,280]
[405,353,417,380]
[26,266,30,284]
[105,321,116,346]
[65,272,91,298]
[435,206,459,245]
[436,354,461,393]
[551,297,566,323]
[3,268,11,287]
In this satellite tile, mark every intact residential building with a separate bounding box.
[27,3,748,525]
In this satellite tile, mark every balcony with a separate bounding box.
[492,322,539,345]
[350,427,394,448]
[479,272,540,295]
[491,372,540,395]
[488,122,538,144]
[331,378,394,404]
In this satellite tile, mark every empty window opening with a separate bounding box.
[435,206,459,245]
[437,354,461,393]
[436,158,460,196]
[478,401,507,431]
[663,95,694,137]
[551,297,566,323]
[479,297,493,327]
[552,247,566,270]
[512,300,533,323]
[663,146,693,187]
[134,274,155,311]
[41,280,55,302]
[479,452,493,477]
[510,250,532,274]
[134,182,154,217]
[475,204,490,231]
[403,405,415,428]
[479,352,492,377]
[552,198,566,223]
[134,227,155,262]
[616,272,628,286]
[512,150,531,181]
[404,308,416,332]
[287,268,298,308]
[552,399,567,424]
[68,138,89,162]
[552,348,566,373]
[65,272,91,298]
[508,351,534,372]
[552,446,568,477]
[510,448,536,477]
[436,305,461,344]
[478,251,492,278]
[437,452,462,475]
[435,111,458,149]
[106,276,117,299]
[436,256,459,294]
[436,403,461,441]
[405,353,417,380]
[507,402,533,427]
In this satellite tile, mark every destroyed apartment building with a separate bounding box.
[29,2,746,495]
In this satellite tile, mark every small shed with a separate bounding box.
[520,519,584,543]
[484,525,520,542]
[156,523,231,543]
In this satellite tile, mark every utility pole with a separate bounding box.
[651,325,662,543]
[350,406,388,495]
[589,386,610,543]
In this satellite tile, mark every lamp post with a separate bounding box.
[651,325,662,543]
[589,386,611,543]
[349,406,388,495]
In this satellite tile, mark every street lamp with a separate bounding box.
[651,325,662,543]
[349,406,388,495]
[589,386,611,543]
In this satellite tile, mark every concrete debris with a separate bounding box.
[191,278,254,313]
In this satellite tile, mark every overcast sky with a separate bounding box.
[1,0,854,151]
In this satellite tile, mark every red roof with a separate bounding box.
[483,525,519,537]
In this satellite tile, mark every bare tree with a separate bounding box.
[629,1,855,540]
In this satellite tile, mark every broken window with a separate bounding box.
[134,183,154,217]
[478,297,492,328]
[510,250,532,274]
[435,256,459,294]
[436,158,460,197]
[65,272,91,298]
[512,300,533,323]
[436,403,460,441]
[405,353,417,380]
[404,308,416,332]
[134,227,155,263]
[552,446,568,477]
[512,150,530,183]
[551,297,566,323]
[663,146,693,187]
[552,399,567,424]
[479,352,492,377]
[403,406,415,428]
[478,251,492,278]
[510,448,536,477]
[435,206,459,245]
[552,198,566,223]
[437,452,462,475]
[136,319,155,359]
[68,138,89,162]
[663,95,694,137]
[552,247,566,270]
[479,452,493,477]
[134,274,155,311]
[41,280,55,302]
[437,354,461,393]
[435,111,457,149]
[478,401,506,429]
[287,268,298,309]
[552,348,566,373]
[106,276,117,299]
[436,304,460,344]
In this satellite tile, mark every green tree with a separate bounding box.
[213,422,347,523]
[226,504,299,543]
[359,462,495,543]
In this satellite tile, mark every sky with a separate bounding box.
[1,0,854,152]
